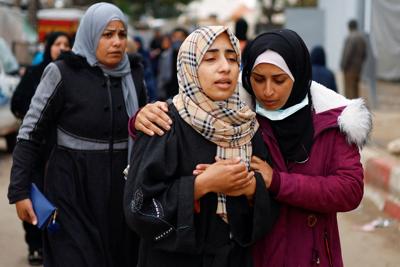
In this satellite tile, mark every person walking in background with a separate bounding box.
[31,43,45,66]
[8,3,147,266]
[149,27,163,79]
[133,36,157,102]
[10,31,71,266]
[130,28,372,267]
[157,27,189,100]
[310,45,337,92]
[11,32,71,119]
[124,25,278,267]
[340,19,367,99]
[235,17,249,52]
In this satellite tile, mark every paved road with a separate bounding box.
[339,197,400,267]
[0,149,31,267]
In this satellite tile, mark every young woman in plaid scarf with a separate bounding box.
[123,26,278,267]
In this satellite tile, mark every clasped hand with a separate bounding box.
[194,155,273,201]
[193,157,256,200]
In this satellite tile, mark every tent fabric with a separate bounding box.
[0,6,37,47]
[371,0,400,80]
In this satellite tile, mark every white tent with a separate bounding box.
[37,8,84,20]
[183,0,258,37]
[0,6,37,47]
[185,0,256,21]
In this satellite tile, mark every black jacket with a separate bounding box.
[124,104,279,267]
[8,51,147,267]
[11,63,47,119]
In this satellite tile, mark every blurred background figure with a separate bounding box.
[235,17,249,52]
[149,27,163,80]
[10,31,71,266]
[157,27,189,100]
[156,33,172,100]
[310,45,337,92]
[31,43,45,66]
[11,32,71,119]
[340,19,367,99]
[133,36,157,102]
[207,13,220,25]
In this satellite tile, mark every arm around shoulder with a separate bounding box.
[8,63,64,220]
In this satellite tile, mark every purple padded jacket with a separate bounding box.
[253,81,372,267]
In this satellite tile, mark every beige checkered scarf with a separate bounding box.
[172,26,259,222]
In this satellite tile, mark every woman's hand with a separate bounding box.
[250,156,273,188]
[134,101,172,136]
[194,157,254,199]
[225,173,256,199]
[15,199,37,225]
[193,163,211,176]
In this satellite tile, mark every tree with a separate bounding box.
[256,0,285,33]
[255,0,318,33]
[122,0,193,18]
[70,0,104,5]
[28,0,39,29]
[68,0,193,19]
[288,0,317,7]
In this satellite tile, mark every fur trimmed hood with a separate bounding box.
[311,81,372,148]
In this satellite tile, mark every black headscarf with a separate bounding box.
[310,45,326,66]
[41,31,71,68]
[10,32,71,119]
[242,29,314,163]
[235,17,248,41]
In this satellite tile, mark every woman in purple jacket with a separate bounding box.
[130,29,372,267]
[239,29,371,267]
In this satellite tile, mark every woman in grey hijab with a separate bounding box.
[8,2,148,266]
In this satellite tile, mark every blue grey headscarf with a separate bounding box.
[73,2,139,161]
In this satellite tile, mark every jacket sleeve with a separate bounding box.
[124,121,197,253]
[272,130,364,213]
[8,63,64,203]
[10,67,37,119]
[8,140,43,203]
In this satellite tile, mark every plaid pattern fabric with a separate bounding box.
[172,26,259,223]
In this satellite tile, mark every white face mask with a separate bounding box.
[256,94,309,121]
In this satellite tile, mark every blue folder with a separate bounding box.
[30,183,56,229]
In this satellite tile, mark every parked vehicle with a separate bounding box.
[0,37,20,152]
[37,8,84,42]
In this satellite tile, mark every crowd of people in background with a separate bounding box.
[16,15,366,110]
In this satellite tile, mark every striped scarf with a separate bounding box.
[172,26,259,222]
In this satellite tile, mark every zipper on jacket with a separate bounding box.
[312,248,320,265]
[324,229,334,267]
[105,76,114,160]
[310,222,320,265]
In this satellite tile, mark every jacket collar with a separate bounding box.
[311,81,372,147]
